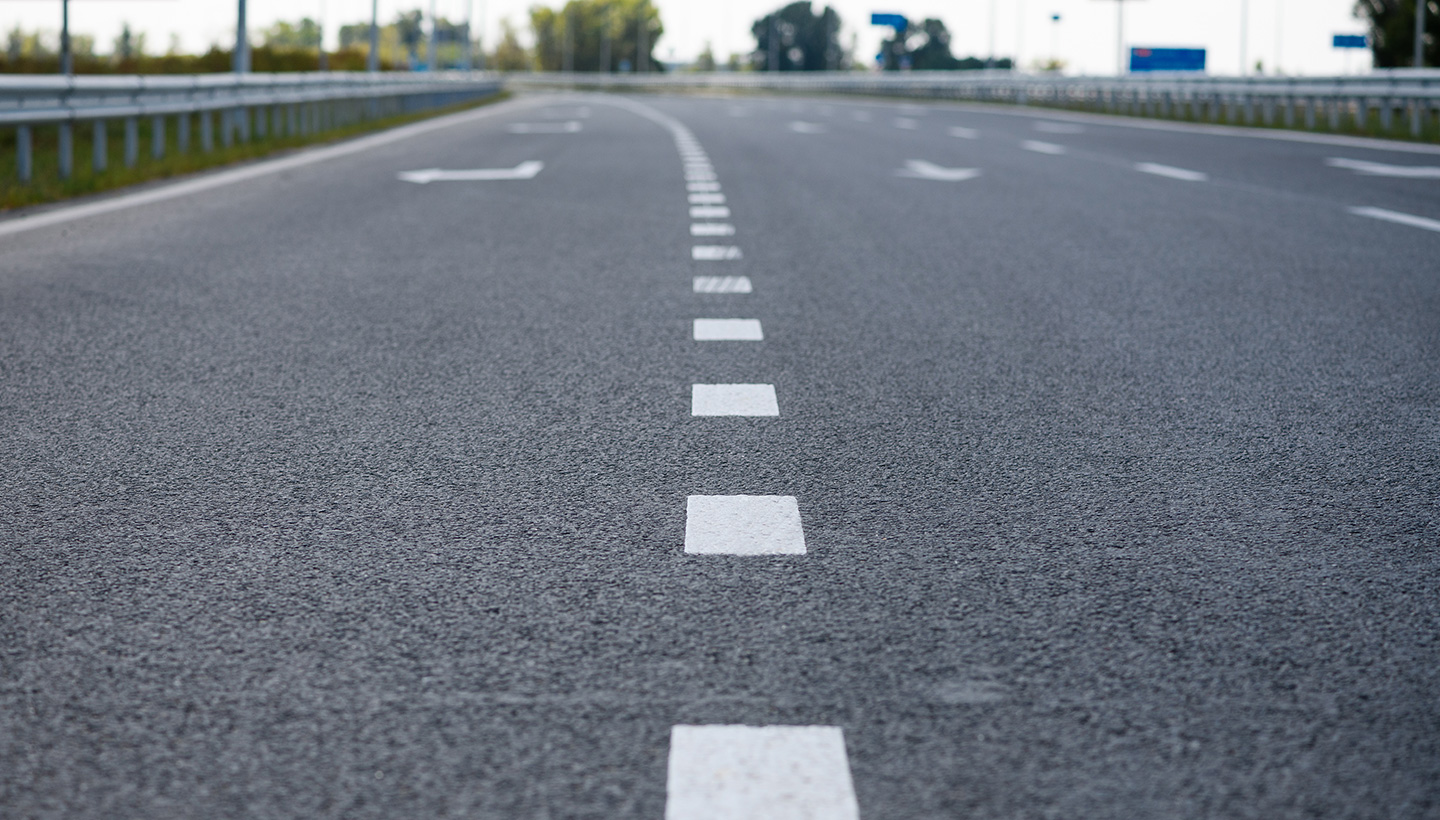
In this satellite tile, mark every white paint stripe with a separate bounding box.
[685,163,715,173]
[665,725,857,817]
[687,182,723,192]
[693,276,752,293]
[1349,206,1440,233]
[1326,157,1440,178]
[1022,140,1067,155]
[682,498,804,555]
[1135,162,1209,182]
[852,110,873,121]
[0,97,532,239]
[690,206,731,219]
[686,172,719,182]
[896,160,982,182]
[693,319,763,341]
[693,245,743,261]
[691,223,736,236]
[506,121,582,133]
[1034,121,1085,134]
[894,117,920,129]
[788,121,827,134]
[691,384,778,416]
[948,126,979,139]
[689,193,727,205]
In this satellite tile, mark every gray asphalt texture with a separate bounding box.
[2,92,1438,819]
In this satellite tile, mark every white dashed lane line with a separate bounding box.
[788,121,827,134]
[1034,121,1085,134]
[689,193,727,205]
[693,319,763,341]
[691,224,736,236]
[665,725,858,815]
[1135,162,1209,182]
[691,384,778,416]
[692,246,742,261]
[690,206,731,219]
[682,498,805,555]
[687,182,722,192]
[1022,140,1067,155]
[1349,206,1440,233]
[693,276,752,294]
[948,126,979,139]
[893,117,920,130]
[1327,157,1440,178]
[506,121,583,134]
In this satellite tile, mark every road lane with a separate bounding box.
[2,91,1437,819]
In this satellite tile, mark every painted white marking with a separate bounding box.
[1349,206,1440,233]
[693,245,743,261]
[851,110,873,122]
[397,160,543,184]
[788,121,827,134]
[690,206,732,219]
[948,126,979,139]
[1135,162,1209,182]
[506,121,582,134]
[688,182,723,192]
[686,171,719,182]
[693,319,763,341]
[1022,140,1067,155]
[689,193,728,205]
[691,223,737,236]
[693,276,752,294]
[899,104,927,116]
[896,160,982,182]
[685,165,716,175]
[893,117,920,130]
[691,384,778,417]
[1326,157,1440,178]
[1034,121,1085,134]
[682,499,804,555]
[665,725,857,817]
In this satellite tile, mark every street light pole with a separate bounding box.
[368,0,379,71]
[1117,0,1126,75]
[427,0,438,71]
[235,0,248,72]
[1240,0,1249,75]
[60,0,72,75]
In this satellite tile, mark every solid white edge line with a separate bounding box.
[1349,206,1440,233]
[0,96,532,239]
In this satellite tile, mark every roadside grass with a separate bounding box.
[0,91,510,212]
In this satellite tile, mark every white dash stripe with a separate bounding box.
[1349,206,1440,233]
[693,319,763,341]
[948,126,979,139]
[689,193,727,205]
[1135,162,1209,182]
[693,276,752,293]
[682,498,803,555]
[691,223,736,236]
[693,245,742,261]
[686,172,719,182]
[665,725,857,817]
[690,206,731,219]
[691,384,777,416]
[687,182,723,192]
[1022,140,1067,155]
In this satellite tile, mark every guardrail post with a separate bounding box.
[1379,98,1393,132]
[178,114,190,153]
[221,110,234,147]
[151,116,165,160]
[254,106,266,139]
[271,105,281,138]
[1328,98,1340,130]
[239,107,251,142]
[1305,97,1316,130]
[1357,97,1369,133]
[93,120,107,172]
[58,123,74,179]
[15,125,32,182]
[124,117,139,167]
[201,110,214,152]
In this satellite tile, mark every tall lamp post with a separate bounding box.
[1417,0,1430,68]
[235,0,249,73]
[1093,0,1135,76]
[368,0,380,72]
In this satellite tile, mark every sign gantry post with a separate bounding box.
[1092,0,1141,76]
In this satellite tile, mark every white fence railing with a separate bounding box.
[1,72,502,182]
[509,69,1440,140]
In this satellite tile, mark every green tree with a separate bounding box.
[879,18,1011,71]
[490,19,531,70]
[693,42,716,72]
[531,0,662,72]
[261,18,323,49]
[752,2,842,71]
[1354,0,1438,67]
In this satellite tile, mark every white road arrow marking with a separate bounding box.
[1326,157,1440,178]
[397,161,544,184]
[507,121,582,134]
[896,160,982,182]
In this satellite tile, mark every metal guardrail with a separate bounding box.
[509,70,1440,141]
[1,71,502,183]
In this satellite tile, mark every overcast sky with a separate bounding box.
[9,0,1373,76]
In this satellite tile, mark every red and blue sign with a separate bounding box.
[1129,47,1207,73]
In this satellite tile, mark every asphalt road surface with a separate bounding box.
[2,92,1438,819]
